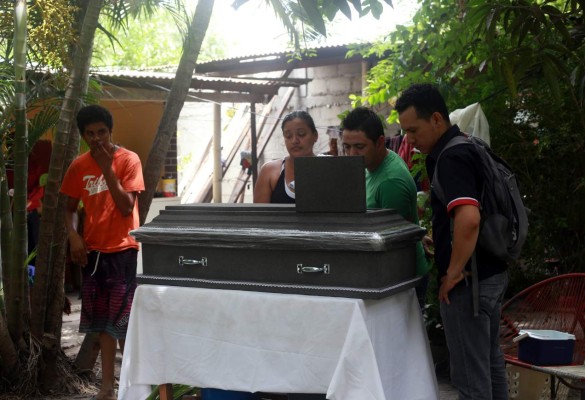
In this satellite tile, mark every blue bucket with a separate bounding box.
[200,388,258,400]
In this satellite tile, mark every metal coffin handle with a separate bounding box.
[297,264,330,274]
[179,256,207,267]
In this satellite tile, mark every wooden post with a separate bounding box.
[74,332,100,372]
[250,102,258,188]
[159,383,174,400]
[212,99,222,203]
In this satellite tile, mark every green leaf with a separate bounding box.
[348,0,362,13]
[333,0,352,19]
[485,7,498,42]
[529,4,547,25]
[27,104,60,152]
[517,17,532,47]
[299,0,327,36]
[571,65,580,86]
[231,0,248,10]
[501,58,517,98]
[546,9,572,45]
[39,173,48,187]
[368,0,384,19]
[542,54,562,101]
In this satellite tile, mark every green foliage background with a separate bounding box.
[93,7,227,69]
[354,0,585,296]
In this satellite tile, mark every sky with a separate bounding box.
[206,0,419,58]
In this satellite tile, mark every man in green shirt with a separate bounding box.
[341,107,431,307]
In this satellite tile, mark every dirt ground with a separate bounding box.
[0,292,122,400]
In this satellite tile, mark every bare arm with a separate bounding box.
[253,161,279,203]
[102,165,137,216]
[65,196,87,266]
[439,204,481,304]
[93,144,136,216]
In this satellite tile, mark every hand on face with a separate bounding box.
[91,141,116,171]
[82,121,115,171]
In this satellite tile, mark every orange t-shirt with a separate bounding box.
[60,147,145,253]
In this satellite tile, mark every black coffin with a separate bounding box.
[131,203,426,299]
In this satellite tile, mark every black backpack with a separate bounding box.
[433,135,528,263]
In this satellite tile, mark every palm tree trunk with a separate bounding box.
[30,0,103,343]
[30,0,103,389]
[0,150,18,376]
[138,0,215,224]
[0,150,13,307]
[6,0,29,347]
[0,311,18,379]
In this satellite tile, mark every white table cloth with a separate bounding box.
[118,286,438,400]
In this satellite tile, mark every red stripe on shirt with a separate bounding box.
[447,197,480,214]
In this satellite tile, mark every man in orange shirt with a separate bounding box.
[61,105,144,400]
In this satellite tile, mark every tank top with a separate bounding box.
[270,159,295,204]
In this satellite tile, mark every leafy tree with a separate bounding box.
[93,7,228,68]
[0,0,76,68]
[138,0,396,221]
[1,0,399,395]
[0,0,73,389]
[354,0,585,290]
[0,0,173,395]
[1,2,28,382]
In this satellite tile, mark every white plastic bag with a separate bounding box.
[449,102,491,146]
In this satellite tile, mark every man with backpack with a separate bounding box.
[395,84,510,400]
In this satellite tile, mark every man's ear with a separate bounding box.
[431,112,445,128]
[376,135,386,149]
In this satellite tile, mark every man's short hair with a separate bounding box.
[76,104,113,134]
[395,83,450,123]
[340,107,385,143]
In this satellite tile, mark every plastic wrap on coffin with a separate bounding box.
[131,204,426,299]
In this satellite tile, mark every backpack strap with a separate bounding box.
[432,135,471,206]
[432,134,480,317]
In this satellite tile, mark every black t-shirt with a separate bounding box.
[426,125,507,283]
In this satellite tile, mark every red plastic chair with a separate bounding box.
[500,273,585,398]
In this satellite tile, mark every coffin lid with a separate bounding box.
[131,204,426,252]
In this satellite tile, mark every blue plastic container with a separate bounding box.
[200,388,258,400]
[518,334,575,366]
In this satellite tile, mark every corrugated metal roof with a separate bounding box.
[196,43,363,65]
[91,70,310,103]
[194,43,376,76]
[92,70,307,88]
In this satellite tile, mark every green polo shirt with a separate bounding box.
[366,151,430,276]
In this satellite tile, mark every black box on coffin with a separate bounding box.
[294,156,366,213]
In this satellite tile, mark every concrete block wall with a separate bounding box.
[260,62,363,168]
[164,133,178,180]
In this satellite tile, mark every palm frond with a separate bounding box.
[159,1,190,45]
[27,103,61,152]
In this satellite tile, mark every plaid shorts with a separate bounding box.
[79,248,137,340]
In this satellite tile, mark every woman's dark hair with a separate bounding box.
[340,107,385,143]
[395,83,450,123]
[281,110,317,134]
[76,104,114,134]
